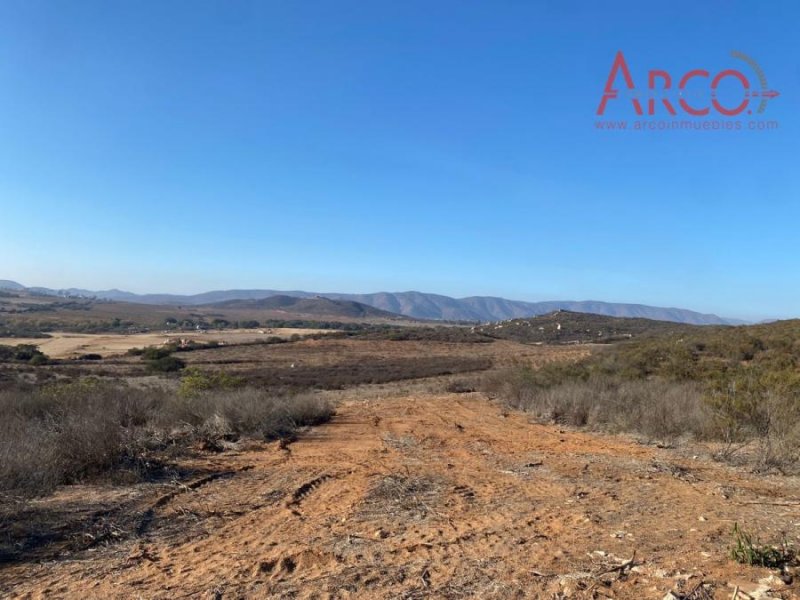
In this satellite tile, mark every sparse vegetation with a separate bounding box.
[178,367,245,397]
[352,325,494,343]
[360,474,443,522]
[485,318,800,471]
[0,321,52,338]
[476,310,693,345]
[0,379,334,497]
[135,346,186,372]
[242,356,493,390]
[0,344,49,365]
[729,523,795,568]
[485,372,708,445]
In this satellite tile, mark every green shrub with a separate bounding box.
[179,368,245,398]
[0,344,49,364]
[148,355,186,373]
[484,319,800,472]
[730,523,794,568]
[141,346,176,361]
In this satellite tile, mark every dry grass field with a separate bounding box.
[0,328,335,359]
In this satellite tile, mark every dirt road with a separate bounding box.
[4,390,799,599]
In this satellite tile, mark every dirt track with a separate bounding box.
[4,390,800,599]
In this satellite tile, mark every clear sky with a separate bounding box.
[1,1,797,320]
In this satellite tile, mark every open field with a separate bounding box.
[3,322,800,598]
[0,329,336,359]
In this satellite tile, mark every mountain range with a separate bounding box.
[0,280,745,325]
[210,295,402,319]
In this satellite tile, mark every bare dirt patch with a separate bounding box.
[3,388,800,599]
[0,329,334,359]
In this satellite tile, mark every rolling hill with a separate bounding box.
[475,310,696,344]
[0,280,745,325]
[209,295,403,320]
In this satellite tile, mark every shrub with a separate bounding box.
[141,346,176,361]
[136,345,185,372]
[445,379,477,394]
[28,353,49,366]
[484,319,800,472]
[148,355,186,373]
[730,523,794,568]
[178,368,245,398]
[0,381,335,497]
[0,344,49,364]
[485,370,708,444]
[706,367,800,471]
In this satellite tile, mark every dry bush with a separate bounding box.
[705,370,800,472]
[158,388,333,441]
[486,363,800,471]
[484,370,709,445]
[444,378,478,394]
[359,474,442,522]
[0,380,334,497]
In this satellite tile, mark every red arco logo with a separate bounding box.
[596,51,780,117]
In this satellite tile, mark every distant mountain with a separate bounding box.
[322,293,744,326]
[0,280,25,291]
[1,280,746,325]
[211,295,402,319]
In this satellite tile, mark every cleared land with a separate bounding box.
[0,329,335,359]
[2,383,798,599]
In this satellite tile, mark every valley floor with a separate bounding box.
[3,387,800,599]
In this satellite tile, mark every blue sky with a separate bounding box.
[1,1,797,320]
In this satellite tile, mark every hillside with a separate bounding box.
[0,294,408,338]
[581,316,800,380]
[0,280,744,325]
[334,293,739,325]
[0,280,25,292]
[209,295,404,320]
[476,310,697,344]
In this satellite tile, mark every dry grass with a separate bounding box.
[485,366,800,472]
[359,474,443,522]
[0,380,334,497]
[485,372,709,445]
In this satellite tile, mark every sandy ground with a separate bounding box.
[3,388,800,599]
[0,329,333,359]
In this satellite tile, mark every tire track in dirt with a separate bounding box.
[4,392,800,599]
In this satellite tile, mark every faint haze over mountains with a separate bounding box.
[0,280,748,325]
[0,3,797,324]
